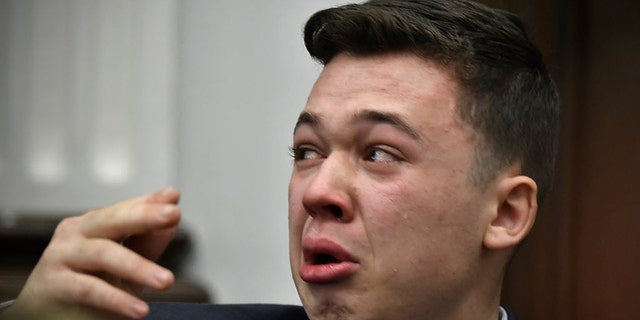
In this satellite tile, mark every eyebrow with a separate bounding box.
[357,110,421,140]
[293,110,420,141]
[293,111,320,134]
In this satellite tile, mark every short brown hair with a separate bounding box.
[304,0,560,203]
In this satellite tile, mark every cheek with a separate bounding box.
[360,181,436,246]
[288,177,301,229]
[362,177,476,258]
[287,183,305,235]
[364,178,442,225]
[288,171,303,207]
[288,174,316,256]
[288,184,305,272]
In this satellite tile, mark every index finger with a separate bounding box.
[57,189,181,241]
[143,187,180,205]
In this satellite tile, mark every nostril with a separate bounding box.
[305,203,347,221]
[325,205,343,220]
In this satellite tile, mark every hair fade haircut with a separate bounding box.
[304,0,560,203]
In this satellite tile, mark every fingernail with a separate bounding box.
[132,301,149,318]
[159,187,175,194]
[162,205,175,216]
[155,269,173,286]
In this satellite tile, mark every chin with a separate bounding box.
[303,299,357,320]
[297,283,374,320]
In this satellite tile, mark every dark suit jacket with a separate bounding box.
[146,303,309,320]
[146,303,518,320]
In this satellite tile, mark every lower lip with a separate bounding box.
[299,261,359,283]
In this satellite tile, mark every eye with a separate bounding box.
[289,146,323,161]
[365,147,399,163]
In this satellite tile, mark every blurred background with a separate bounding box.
[0,0,638,319]
[0,0,347,306]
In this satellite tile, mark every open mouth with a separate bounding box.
[299,238,359,283]
[310,253,342,265]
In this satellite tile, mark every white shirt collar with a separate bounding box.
[499,306,509,320]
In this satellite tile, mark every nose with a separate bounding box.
[301,154,354,223]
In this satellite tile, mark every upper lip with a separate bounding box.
[302,237,357,265]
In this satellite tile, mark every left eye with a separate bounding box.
[365,148,398,163]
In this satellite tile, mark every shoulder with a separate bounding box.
[146,302,309,320]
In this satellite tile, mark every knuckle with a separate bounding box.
[69,277,94,303]
[91,241,111,262]
[128,202,147,217]
[40,242,63,264]
[41,234,76,265]
[53,216,80,238]
[83,208,100,219]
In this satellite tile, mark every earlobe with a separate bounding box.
[483,176,538,250]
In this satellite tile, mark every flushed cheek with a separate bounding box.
[362,182,464,260]
[362,180,436,228]
[365,205,469,286]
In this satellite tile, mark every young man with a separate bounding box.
[3,0,558,319]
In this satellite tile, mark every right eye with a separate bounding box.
[289,146,323,161]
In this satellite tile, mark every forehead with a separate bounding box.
[301,52,467,137]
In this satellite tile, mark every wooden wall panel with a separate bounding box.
[496,0,640,319]
[572,1,640,318]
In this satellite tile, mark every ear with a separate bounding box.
[483,175,538,250]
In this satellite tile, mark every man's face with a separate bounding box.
[288,52,496,319]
